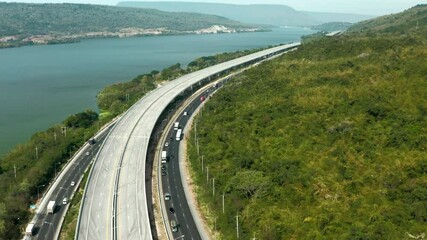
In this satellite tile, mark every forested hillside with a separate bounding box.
[349,4,427,34]
[0,2,253,48]
[187,4,426,239]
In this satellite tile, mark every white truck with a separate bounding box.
[176,129,182,141]
[47,200,56,214]
[161,151,167,163]
[25,223,35,236]
[174,122,179,130]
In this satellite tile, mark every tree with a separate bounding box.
[64,109,98,128]
[226,170,270,198]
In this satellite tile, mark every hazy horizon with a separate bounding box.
[1,0,426,15]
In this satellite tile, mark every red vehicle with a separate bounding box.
[200,96,205,102]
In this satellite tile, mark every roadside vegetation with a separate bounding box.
[0,46,268,239]
[187,4,426,239]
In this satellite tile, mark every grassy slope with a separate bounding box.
[187,5,427,239]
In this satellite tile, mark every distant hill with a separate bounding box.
[117,1,374,26]
[349,4,427,34]
[0,2,255,48]
[302,11,374,23]
[311,22,353,32]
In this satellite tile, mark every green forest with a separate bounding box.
[0,46,264,239]
[187,4,426,239]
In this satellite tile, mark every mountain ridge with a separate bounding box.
[0,2,257,48]
[117,1,375,26]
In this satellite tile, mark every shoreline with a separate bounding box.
[0,27,267,50]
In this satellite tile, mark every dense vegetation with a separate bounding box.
[0,46,266,239]
[0,110,100,239]
[0,2,252,48]
[187,5,426,239]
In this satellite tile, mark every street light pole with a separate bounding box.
[55,162,61,178]
[37,184,45,200]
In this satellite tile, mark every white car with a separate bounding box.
[70,181,75,187]
[85,152,90,156]
[165,142,169,147]
[164,193,171,201]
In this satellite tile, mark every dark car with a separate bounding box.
[162,171,167,176]
[161,165,166,171]
[169,207,175,214]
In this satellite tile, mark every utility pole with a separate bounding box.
[201,156,204,172]
[35,146,39,160]
[14,164,17,178]
[236,213,239,239]
[197,137,200,155]
[252,232,257,240]
[54,132,57,142]
[206,166,209,182]
[212,178,216,196]
[221,193,225,214]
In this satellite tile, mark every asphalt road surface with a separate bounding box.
[33,125,113,239]
[161,86,216,240]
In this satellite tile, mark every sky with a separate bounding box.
[2,0,426,15]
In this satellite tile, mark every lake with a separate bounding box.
[0,27,314,156]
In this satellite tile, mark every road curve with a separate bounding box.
[75,42,300,240]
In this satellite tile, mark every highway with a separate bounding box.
[159,83,219,240]
[75,42,300,240]
[31,124,113,239]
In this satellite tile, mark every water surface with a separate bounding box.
[0,27,315,156]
